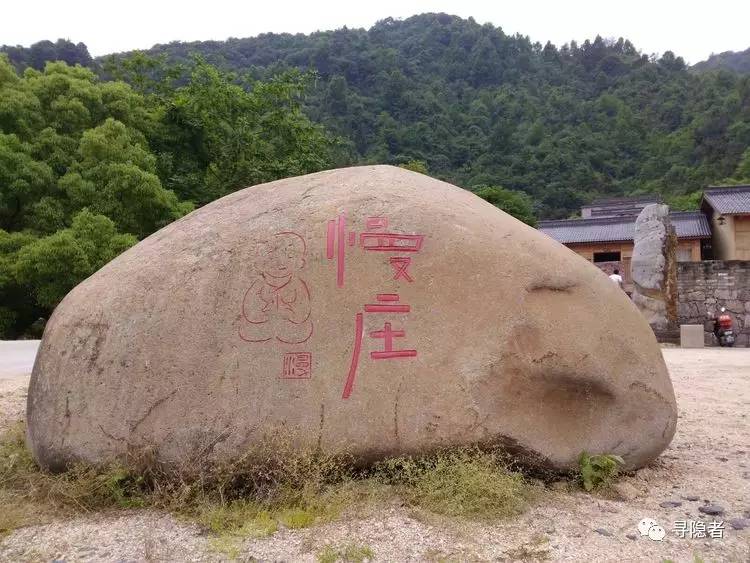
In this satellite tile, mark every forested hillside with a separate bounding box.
[6,15,750,218]
[2,13,750,336]
[102,13,750,216]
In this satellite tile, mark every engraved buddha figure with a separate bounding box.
[239,231,313,344]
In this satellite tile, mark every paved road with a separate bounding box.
[0,340,40,379]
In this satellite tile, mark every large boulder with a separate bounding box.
[27,166,677,472]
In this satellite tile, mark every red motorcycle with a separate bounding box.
[713,308,735,347]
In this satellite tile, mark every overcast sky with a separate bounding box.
[2,0,748,64]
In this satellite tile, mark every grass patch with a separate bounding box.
[0,422,356,538]
[277,507,315,529]
[1,422,541,543]
[373,448,537,519]
[317,542,375,563]
[0,422,150,535]
[208,534,242,559]
[202,503,278,559]
[197,501,277,537]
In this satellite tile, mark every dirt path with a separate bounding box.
[1,347,748,562]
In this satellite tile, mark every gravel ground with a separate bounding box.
[1,346,749,562]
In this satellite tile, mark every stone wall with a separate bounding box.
[677,261,750,347]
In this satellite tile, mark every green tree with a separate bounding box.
[0,229,38,337]
[473,185,538,227]
[666,191,702,211]
[0,58,185,334]
[0,134,55,231]
[60,118,190,237]
[157,61,335,203]
[14,230,91,308]
[97,13,750,218]
[399,159,429,174]
[14,210,136,309]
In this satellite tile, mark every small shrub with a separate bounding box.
[317,542,375,563]
[94,467,148,508]
[204,506,278,559]
[577,452,624,491]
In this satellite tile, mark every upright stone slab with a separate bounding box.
[27,166,678,473]
[631,204,678,331]
[680,325,704,348]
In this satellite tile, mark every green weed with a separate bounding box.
[278,507,315,529]
[577,452,624,491]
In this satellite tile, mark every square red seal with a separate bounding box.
[281,352,312,379]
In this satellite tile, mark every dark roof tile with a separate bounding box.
[703,185,750,214]
[538,211,710,244]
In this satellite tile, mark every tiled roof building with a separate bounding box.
[540,211,710,245]
[538,198,710,292]
[701,185,750,260]
[703,185,750,214]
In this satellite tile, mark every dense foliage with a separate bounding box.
[0,56,334,337]
[101,13,750,217]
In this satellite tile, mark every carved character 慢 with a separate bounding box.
[239,232,313,344]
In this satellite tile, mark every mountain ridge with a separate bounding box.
[691,47,750,74]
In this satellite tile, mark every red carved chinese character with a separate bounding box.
[342,313,364,399]
[359,233,424,252]
[389,257,413,282]
[364,293,410,312]
[366,216,388,230]
[369,322,417,359]
[326,213,348,288]
[326,214,424,288]
[281,352,312,379]
[341,294,417,399]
